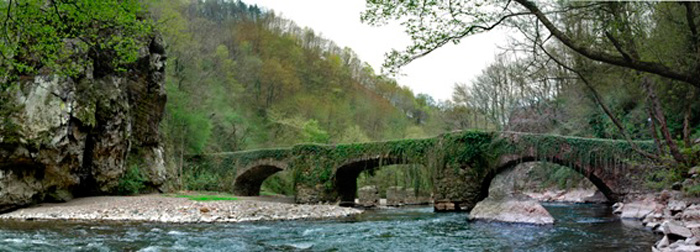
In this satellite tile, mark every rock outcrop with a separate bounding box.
[0,35,168,213]
[469,196,555,225]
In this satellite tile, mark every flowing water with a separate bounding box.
[0,203,657,251]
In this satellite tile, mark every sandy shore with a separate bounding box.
[0,195,362,223]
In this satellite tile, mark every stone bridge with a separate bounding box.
[189,131,655,211]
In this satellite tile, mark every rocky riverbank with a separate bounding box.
[613,191,700,251]
[0,195,362,223]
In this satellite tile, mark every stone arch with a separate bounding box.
[334,155,423,206]
[233,159,288,196]
[477,154,617,204]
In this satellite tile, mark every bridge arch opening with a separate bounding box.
[233,163,286,196]
[478,156,615,204]
[335,157,427,206]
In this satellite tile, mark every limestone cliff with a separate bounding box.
[0,35,168,213]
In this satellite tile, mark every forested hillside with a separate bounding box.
[144,0,448,192]
[145,0,699,194]
[147,0,440,153]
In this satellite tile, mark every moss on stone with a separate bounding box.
[188,130,657,205]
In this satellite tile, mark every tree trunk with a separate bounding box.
[644,77,687,164]
[647,105,665,157]
[180,126,185,190]
[683,88,696,148]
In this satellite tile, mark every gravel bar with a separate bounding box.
[0,195,363,223]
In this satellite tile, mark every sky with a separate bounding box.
[243,0,508,101]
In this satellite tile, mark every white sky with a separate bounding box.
[243,0,508,101]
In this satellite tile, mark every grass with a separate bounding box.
[168,192,238,201]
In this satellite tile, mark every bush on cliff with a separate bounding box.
[116,165,148,195]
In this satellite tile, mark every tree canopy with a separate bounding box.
[362,1,700,89]
[0,0,152,80]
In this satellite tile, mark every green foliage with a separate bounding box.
[182,168,220,192]
[684,184,700,197]
[646,166,684,191]
[681,144,700,166]
[0,0,152,79]
[526,162,587,190]
[171,194,238,201]
[357,164,432,198]
[116,165,147,195]
[148,0,440,153]
[301,120,330,143]
[260,171,295,196]
[338,125,372,143]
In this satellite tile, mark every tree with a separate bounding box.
[362,1,700,89]
[1,0,152,79]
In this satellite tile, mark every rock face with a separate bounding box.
[469,196,555,225]
[0,35,167,213]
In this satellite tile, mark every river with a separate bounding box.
[0,203,657,251]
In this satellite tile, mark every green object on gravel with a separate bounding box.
[172,194,238,201]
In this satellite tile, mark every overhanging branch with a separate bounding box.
[514,0,700,88]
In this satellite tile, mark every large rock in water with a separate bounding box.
[620,199,662,220]
[469,196,554,225]
[0,35,167,212]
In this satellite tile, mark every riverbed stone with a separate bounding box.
[469,196,554,225]
[583,190,608,203]
[664,241,700,252]
[682,205,700,222]
[662,220,693,239]
[620,200,659,220]
[657,235,670,248]
[613,202,624,214]
[434,201,456,211]
[669,200,689,213]
[689,167,700,176]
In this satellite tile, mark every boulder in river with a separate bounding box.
[469,196,554,225]
[620,200,661,220]
[662,220,693,239]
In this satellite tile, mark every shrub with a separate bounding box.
[116,165,147,195]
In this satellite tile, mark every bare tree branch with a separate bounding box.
[514,0,700,88]
[538,44,659,161]
[400,12,532,68]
